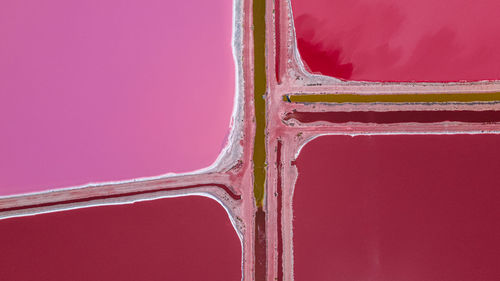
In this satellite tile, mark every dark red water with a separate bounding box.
[0,196,241,281]
[285,110,500,124]
[292,0,500,81]
[294,135,500,281]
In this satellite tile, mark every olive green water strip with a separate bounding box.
[253,0,267,208]
[283,92,500,103]
[252,0,268,280]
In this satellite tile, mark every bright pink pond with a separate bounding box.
[294,135,500,281]
[0,0,234,195]
[292,0,500,81]
[0,196,241,281]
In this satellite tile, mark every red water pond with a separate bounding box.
[0,0,234,196]
[0,196,241,281]
[294,134,500,281]
[292,0,500,81]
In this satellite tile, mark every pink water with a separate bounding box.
[294,135,500,280]
[0,196,241,281]
[292,0,500,81]
[0,0,234,195]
